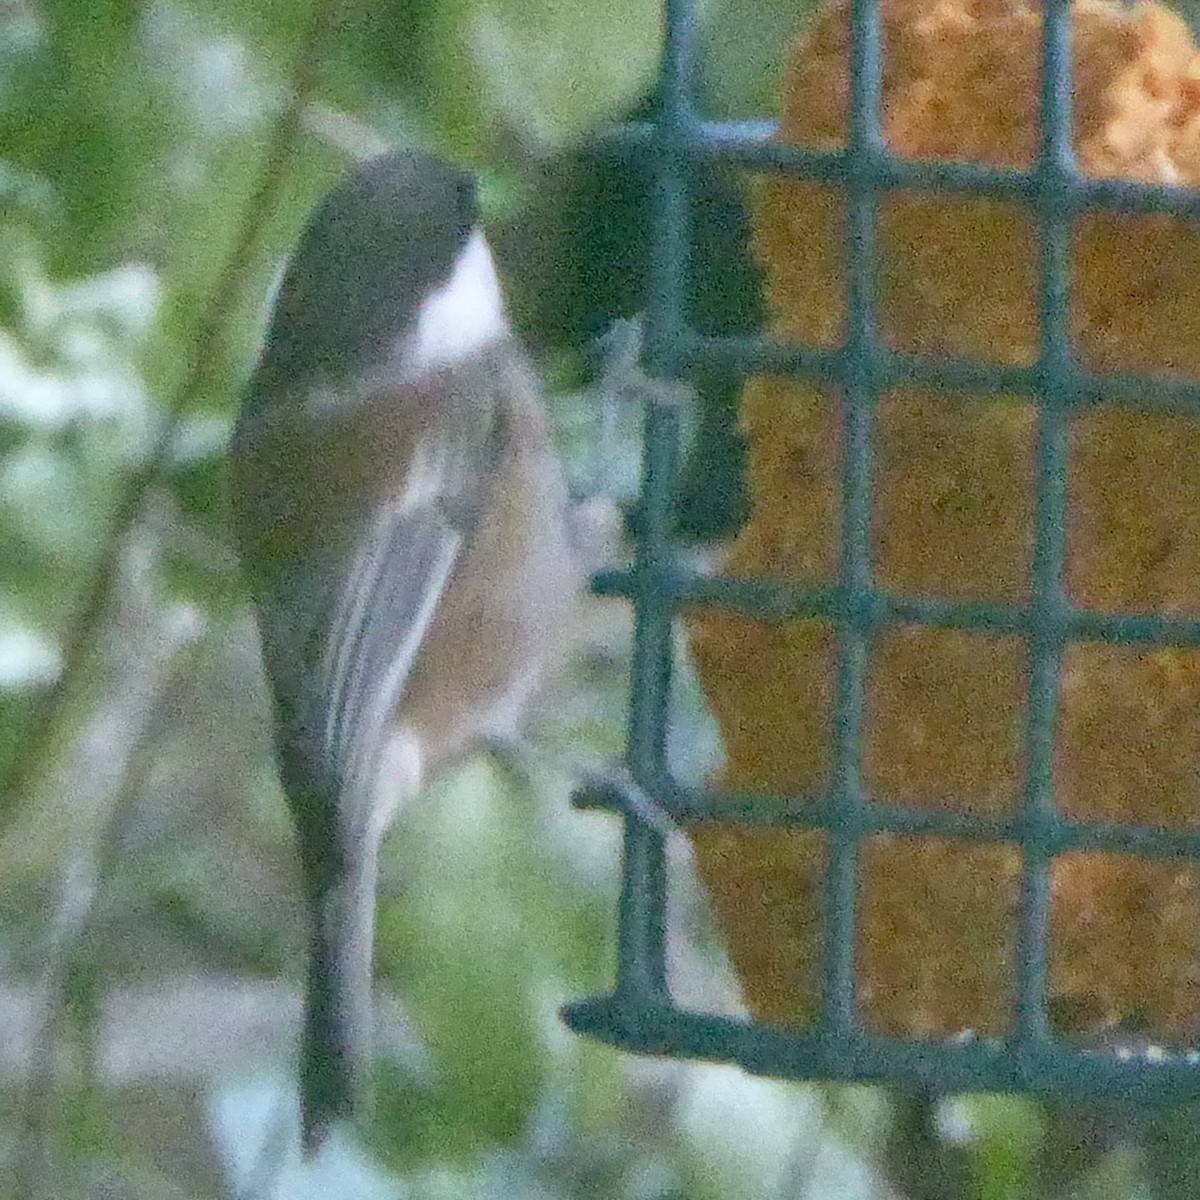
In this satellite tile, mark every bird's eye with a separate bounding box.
[455,175,477,232]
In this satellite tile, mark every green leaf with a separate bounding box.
[426,0,660,153]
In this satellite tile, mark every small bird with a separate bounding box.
[228,151,587,1151]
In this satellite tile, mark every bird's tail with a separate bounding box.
[272,694,418,1152]
[298,831,380,1153]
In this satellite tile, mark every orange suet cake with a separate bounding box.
[689,0,1200,1040]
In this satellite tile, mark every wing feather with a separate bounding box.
[232,372,500,826]
[320,498,461,810]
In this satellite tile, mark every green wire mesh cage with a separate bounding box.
[562,0,1200,1105]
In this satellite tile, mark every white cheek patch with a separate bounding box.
[409,227,509,372]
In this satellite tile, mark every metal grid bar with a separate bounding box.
[593,570,1200,647]
[564,0,1200,1103]
[819,0,884,1043]
[609,0,691,1008]
[682,337,1200,415]
[1013,0,1074,1056]
[607,120,1200,218]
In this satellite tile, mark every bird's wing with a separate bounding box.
[234,374,502,833]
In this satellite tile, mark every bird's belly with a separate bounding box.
[395,458,581,772]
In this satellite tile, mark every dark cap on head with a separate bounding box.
[256,151,478,390]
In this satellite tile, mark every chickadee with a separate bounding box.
[229,151,588,1151]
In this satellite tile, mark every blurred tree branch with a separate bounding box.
[0,0,348,827]
[12,613,206,1200]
